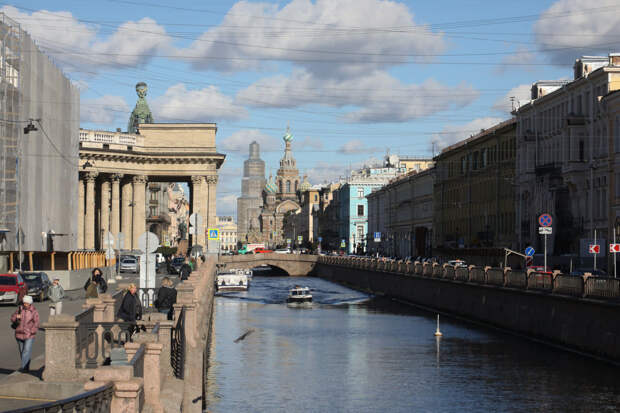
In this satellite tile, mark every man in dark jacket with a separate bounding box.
[155,277,177,320]
[179,258,192,280]
[117,283,142,322]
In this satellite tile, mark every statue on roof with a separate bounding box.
[127,82,153,134]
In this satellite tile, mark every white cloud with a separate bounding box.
[216,193,238,217]
[80,95,129,125]
[152,84,247,122]
[533,0,620,64]
[1,6,172,73]
[338,139,379,154]
[492,84,531,113]
[218,129,280,154]
[237,69,478,123]
[433,117,504,151]
[293,136,323,151]
[179,0,445,77]
[496,47,537,73]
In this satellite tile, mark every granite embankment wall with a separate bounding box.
[315,262,620,363]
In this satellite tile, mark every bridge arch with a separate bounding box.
[218,253,318,277]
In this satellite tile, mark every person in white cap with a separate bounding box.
[10,295,40,372]
[48,278,65,315]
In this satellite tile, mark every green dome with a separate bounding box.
[265,176,277,194]
[283,126,293,142]
[299,175,311,191]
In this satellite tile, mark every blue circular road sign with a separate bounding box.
[525,246,535,257]
[538,213,552,227]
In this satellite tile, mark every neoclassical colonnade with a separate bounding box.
[78,123,225,252]
[77,172,218,251]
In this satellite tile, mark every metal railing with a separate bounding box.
[527,272,553,292]
[171,307,185,379]
[4,383,113,413]
[138,287,157,312]
[585,277,620,299]
[553,275,584,297]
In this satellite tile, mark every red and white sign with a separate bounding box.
[610,244,620,253]
[589,244,600,254]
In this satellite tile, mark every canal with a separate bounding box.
[206,276,620,412]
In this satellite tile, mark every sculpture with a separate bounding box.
[127,82,154,134]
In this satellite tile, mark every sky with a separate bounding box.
[5,0,620,218]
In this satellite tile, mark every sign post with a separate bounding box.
[538,213,552,272]
[615,227,617,279]
[594,229,597,270]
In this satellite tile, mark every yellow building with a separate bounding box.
[434,118,517,249]
[216,216,237,251]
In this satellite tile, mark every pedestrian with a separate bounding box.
[117,283,142,323]
[11,295,39,372]
[155,277,177,320]
[84,268,107,296]
[48,278,65,315]
[179,258,192,280]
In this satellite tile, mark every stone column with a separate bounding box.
[110,174,122,239]
[77,177,85,250]
[121,179,133,250]
[191,176,206,248]
[133,332,163,413]
[42,314,79,382]
[86,365,143,413]
[85,172,98,250]
[206,175,218,251]
[132,175,147,249]
[100,179,110,247]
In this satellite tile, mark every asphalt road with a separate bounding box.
[0,269,179,410]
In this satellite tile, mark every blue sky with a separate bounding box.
[5,0,620,217]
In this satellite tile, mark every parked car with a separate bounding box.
[447,260,467,268]
[170,257,185,274]
[21,272,52,302]
[254,247,273,254]
[274,248,291,254]
[0,273,27,305]
[569,268,607,277]
[120,257,139,273]
[527,265,552,275]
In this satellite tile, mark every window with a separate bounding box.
[615,117,620,153]
[295,181,299,192]
[357,205,364,216]
[358,188,364,198]
[357,225,364,239]
[472,152,479,170]
[314,194,318,201]
[286,180,291,193]
[149,206,157,217]
[279,180,283,193]
[461,156,466,174]
[579,140,585,161]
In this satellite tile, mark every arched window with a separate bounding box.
[279,180,283,193]
[286,180,291,193]
[295,181,299,192]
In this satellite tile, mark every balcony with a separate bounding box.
[79,129,144,147]
[535,162,561,176]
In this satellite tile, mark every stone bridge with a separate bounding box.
[218,253,318,276]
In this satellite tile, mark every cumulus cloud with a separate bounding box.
[179,0,445,77]
[237,69,478,123]
[533,0,620,64]
[218,129,280,155]
[1,6,172,73]
[496,47,537,73]
[432,117,504,151]
[338,139,379,154]
[492,84,531,113]
[80,95,129,125]
[151,84,247,122]
[293,136,323,151]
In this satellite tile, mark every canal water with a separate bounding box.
[206,276,620,412]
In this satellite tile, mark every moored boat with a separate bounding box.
[287,286,312,305]
[216,269,249,292]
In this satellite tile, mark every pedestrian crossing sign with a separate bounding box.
[208,229,219,240]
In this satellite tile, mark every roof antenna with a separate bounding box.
[510,96,516,111]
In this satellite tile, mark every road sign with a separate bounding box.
[286,238,291,244]
[374,232,381,242]
[138,232,159,254]
[610,244,620,253]
[525,246,535,257]
[189,213,203,227]
[539,227,552,235]
[318,237,322,242]
[589,244,600,254]
[538,213,552,227]
[297,235,303,242]
[208,228,219,240]
[340,239,346,248]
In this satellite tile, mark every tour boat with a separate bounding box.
[216,269,249,292]
[287,286,312,306]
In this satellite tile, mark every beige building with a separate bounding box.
[434,118,517,250]
[516,55,620,258]
[217,216,237,251]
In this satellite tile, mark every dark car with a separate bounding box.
[0,273,28,305]
[170,257,185,274]
[570,268,608,277]
[21,272,51,302]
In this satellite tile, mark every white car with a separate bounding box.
[274,248,291,254]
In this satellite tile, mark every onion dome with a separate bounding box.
[299,175,311,192]
[265,175,277,194]
[283,125,293,143]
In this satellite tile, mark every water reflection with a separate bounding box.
[207,276,620,413]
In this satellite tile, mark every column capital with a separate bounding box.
[206,175,218,184]
[191,175,205,184]
[111,173,124,182]
[85,171,98,182]
[132,175,148,184]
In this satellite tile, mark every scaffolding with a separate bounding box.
[0,13,21,245]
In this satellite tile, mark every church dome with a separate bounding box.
[299,175,311,192]
[283,126,293,143]
[265,175,277,194]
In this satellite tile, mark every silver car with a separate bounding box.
[120,257,138,273]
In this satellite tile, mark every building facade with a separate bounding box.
[216,216,237,251]
[515,55,620,259]
[434,118,517,250]
[236,141,265,243]
[312,182,342,251]
[367,166,434,258]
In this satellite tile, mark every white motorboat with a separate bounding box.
[216,269,249,292]
[287,286,312,305]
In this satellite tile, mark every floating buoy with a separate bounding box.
[434,314,443,337]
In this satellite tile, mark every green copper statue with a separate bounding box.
[127,82,153,133]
